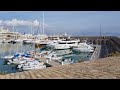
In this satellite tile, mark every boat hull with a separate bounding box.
[72,48,94,53]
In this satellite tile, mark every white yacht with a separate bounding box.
[1,55,14,60]
[46,40,58,48]
[33,39,41,44]
[55,49,73,56]
[46,37,63,48]
[18,60,46,70]
[39,40,50,45]
[7,59,27,65]
[44,52,62,60]
[2,39,12,43]
[7,55,33,65]
[72,46,94,53]
[23,39,33,44]
[53,38,80,50]
[14,39,23,43]
[72,40,94,53]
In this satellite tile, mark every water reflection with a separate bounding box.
[0,43,35,73]
[0,43,36,57]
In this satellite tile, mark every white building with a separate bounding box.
[0,27,22,40]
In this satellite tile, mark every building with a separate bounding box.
[0,27,22,40]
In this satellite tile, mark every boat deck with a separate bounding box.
[35,55,61,67]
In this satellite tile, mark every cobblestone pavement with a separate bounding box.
[0,56,120,79]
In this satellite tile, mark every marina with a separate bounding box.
[0,11,120,79]
[0,26,119,74]
[0,42,92,73]
[0,19,95,74]
[0,26,119,75]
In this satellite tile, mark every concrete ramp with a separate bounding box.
[90,45,101,60]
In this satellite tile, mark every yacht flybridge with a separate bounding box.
[53,38,80,50]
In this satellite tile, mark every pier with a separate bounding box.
[46,60,60,66]
[35,55,61,67]
[90,45,101,60]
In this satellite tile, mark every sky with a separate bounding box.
[0,11,120,36]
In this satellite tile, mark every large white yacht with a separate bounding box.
[53,38,80,50]
[46,37,64,48]
[72,40,94,53]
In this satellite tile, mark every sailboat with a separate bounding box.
[23,25,34,44]
[38,11,49,45]
[33,21,41,44]
[0,27,3,43]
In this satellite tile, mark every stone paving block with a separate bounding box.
[27,71,37,79]
[0,75,5,79]
[37,69,54,79]
[31,70,44,79]
[23,71,31,79]
[48,68,73,78]
[41,69,66,79]
[20,74,26,79]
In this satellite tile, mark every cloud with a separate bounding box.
[0,18,48,27]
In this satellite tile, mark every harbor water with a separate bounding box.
[0,43,92,74]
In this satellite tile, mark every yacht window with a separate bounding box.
[59,43,66,44]
[67,42,75,44]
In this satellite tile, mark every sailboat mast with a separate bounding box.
[13,25,14,31]
[33,25,34,35]
[13,25,15,39]
[37,20,40,35]
[43,11,44,34]
[37,21,39,35]
[40,21,42,34]
[31,25,32,35]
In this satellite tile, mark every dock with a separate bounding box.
[35,55,61,67]
[90,44,110,60]
[90,45,101,60]
[46,60,60,66]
